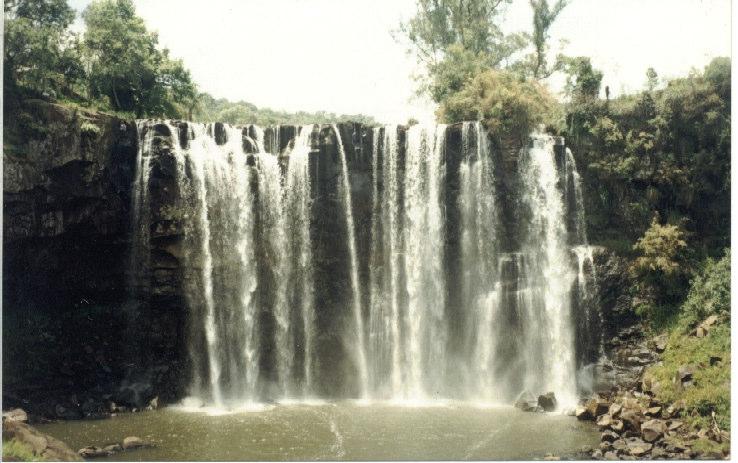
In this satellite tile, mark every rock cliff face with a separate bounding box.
[3,101,142,416]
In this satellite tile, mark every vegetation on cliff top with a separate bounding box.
[3,0,376,125]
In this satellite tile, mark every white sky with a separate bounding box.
[68,0,731,124]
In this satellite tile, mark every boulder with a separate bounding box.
[610,420,624,432]
[537,392,557,412]
[677,365,695,383]
[668,420,684,431]
[3,419,81,461]
[641,419,667,442]
[608,403,622,418]
[2,408,28,422]
[586,398,610,417]
[652,335,668,353]
[596,414,613,428]
[575,405,592,420]
[619,410,643,432]
[625,437,652,456]
[122,436,149,450]
[611,439,627,451]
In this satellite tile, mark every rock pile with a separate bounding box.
[576,385,729,459]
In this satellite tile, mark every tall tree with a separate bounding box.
[399,0,520,67]
[529,0,568,79]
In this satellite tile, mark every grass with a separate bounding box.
[2,438,40,462]
[647,322,730,431]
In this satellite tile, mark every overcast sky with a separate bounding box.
[67,0,731,124]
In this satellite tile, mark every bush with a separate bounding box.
[678,249,730,332]
[438,69,561,143]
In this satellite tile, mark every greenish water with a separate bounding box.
[38,402,599,460]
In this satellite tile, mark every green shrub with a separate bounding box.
[678,249,730,332]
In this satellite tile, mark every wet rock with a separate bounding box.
[103,443,123,453]
[575,405,592,420]
[122,436,148,450]
[54,403,81,420]
[641,419,667,442]
[601,430,620,442]
[213,122,227,145]
[116,379,154,409]
[147,396,159,410]
[2,408,28,422]
[78,446,110,458]
[514,390,539,412]
[537,392,557,412]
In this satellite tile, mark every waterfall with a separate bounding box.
[518,134,577,407]
[458,121,502,401]
[130,120,597,409]
[129,120,155,296]
[365,123,447,400]
[280,125,316,396]
[368,126,404,398]
[332,124,369,399]
[567,148,604,364]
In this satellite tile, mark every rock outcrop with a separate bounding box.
[2,417,81,461]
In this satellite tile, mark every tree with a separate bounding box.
[399,0,519,66]
[399,0,531,105]
[646,67,658,92]
[82,0,196,117]
[4,0,83,99]
[529,0,568,79]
